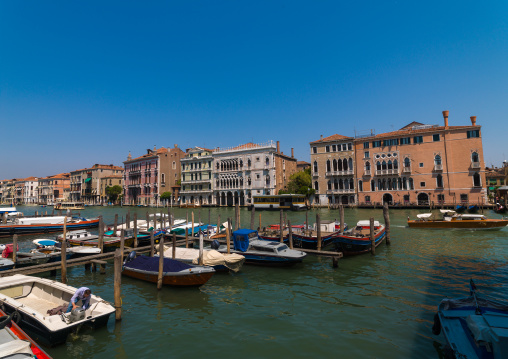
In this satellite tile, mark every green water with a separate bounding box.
[6,205,508,358]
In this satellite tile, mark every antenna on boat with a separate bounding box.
[470,278,481,315]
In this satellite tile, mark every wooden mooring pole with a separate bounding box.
[383,202,391,245]
[98,216,104,254]
[199,231,204,265]
[61,217,67,284]
[12,234,18,267]
[250,206,255,230]
[157,237,164,290]
[114,249,122,321]
[339,205,345,235]
[172,233,176,259]
[279,210,284,243]
[235,204,240,230]
[288,220,293,249]
[370,217,375,255]
[126,211,130,229]
[226,218,231,254]
[133,213,138,248]
[150,230,155,257]
[114,214,118,234]
[191,212,195,240]
[316,214,322,251]
[217,214,221,234]
[259,213,262,231]
[120,229,125,263]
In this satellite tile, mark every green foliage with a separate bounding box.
[285,168,315,197]
[105,185,123,202]
[160,191,172,200]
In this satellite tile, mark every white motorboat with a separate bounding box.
[0,275,115,346]
[156,246,245,272]
[56,229,98,242]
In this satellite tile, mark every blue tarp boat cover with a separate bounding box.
[124,255,193,273]
[232,229,257,252]
[38,240,57,246]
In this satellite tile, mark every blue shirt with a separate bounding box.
[70,287,91,309]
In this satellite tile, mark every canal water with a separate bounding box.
[5,205,508,358]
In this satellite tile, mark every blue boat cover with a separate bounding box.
[124,255,193,273]
[233,229,256,252]
[38,240,57,246]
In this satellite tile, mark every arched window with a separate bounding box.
[314,181,319,190]
[348,158,353,171]
[403,177,407,190]
[388,160,393,170]
[343,158,348,171]
[378,179,382,190]
[434,155,442,165]
[338,159,343,171]
[358,180,363,192]
[404,157,410,168]
[350,178,354,189]
[472,152,479,163]
[409,178,414,190]
[313,161,318,173]
[382,161,387,170]
[266,157,269,165]
[377,161,381,171]
[239,160,243,167]
[248,159,251,167]
[388,179,392,190]
[327,180,332,190]
[473,172,481,187]
[339,179,344,190]
[436,174,443,188]
[392,178,397,190]
[333,159,338,172]
[365,162,371,171]
[393,159,398,169]
[371,180,376,191]
[334,179,338,190]
[344,179,349,189]
[398,177,402,189]
[382,179,386,190]
[326,160,331,172]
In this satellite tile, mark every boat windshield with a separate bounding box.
[276,245,288,251]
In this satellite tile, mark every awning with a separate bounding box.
[84,178,92,183]
[489,187,496,190]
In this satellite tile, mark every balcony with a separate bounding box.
[181,179,212,184]
[325,170,354,176]
[363,170,371,176]
[471,162,481,169]
[326,188,355,194]
[402,167,411,174]
[434,164,443,171]
[375,169,399,176]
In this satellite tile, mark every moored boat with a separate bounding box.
[214,229,306,266]
[156,246,245,272]
[291,220,347,249]
[2,244,50,267]
[408,210,508,229]
[333,220,386,256]
[0,274,115,346]
[122,252,215,286]
[0,308,52,359]
[0,216,99,237]
[432,280,508,358]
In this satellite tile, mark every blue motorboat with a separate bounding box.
[432,280,508,358]
[215,229,306,266]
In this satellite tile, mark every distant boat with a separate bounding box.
[432,279,508,358]
[122,252,215,286]
[408,210,508,230]
[455,204,467,213]
[0,216,99,237]
[467,205,479,213]
[291,220,346,249]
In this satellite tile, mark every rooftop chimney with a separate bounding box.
[127,152,132,161]
[442,110,449,128]
[470,116,477,126]
[291,148,294,158]
[320,135,323,139]
[276,141,280,153]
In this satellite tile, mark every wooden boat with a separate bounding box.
[33,239,101,258]
[0,308,52,359]
[2,244,50,267]
[106,229,165,246]
[0,258,14,271]
[69,235,134,252]
[122,253,215,286]
[432,280,508,358]
[468,205,479,213]
[156,246,245,272]
[0,216,99,237]
[56,229,98,242]
[291,220,347,249]
[214,229,306,266]
[0,275,115,346]
[408,210,508,230]
[333,220,386,256]
[456,204,467,213]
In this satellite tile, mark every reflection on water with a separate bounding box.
[7,206,508,358]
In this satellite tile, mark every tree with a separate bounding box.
[160,191,172,205]
[281,168,315,197]
[105,185,123,203]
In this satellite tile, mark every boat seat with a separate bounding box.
[0,328,15,345]
[484,313,508,329]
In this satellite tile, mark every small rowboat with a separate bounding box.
[333,220,386,256]
[122,252,215,286]
[0,308,52,359]
[432,280,508,358]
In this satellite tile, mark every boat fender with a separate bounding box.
[0,315,11,330]
[211,240,220,250]
[12,310,21,324]
[124,251,136,264]
[432,313,441,335]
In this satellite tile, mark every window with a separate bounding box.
[332,145,336,152]
[364,151,369,159]
[161,174,165,183]
[342,144,347,151]
[256,174,260,179]
[404,158,411,168]
[383,139,399,146]
[365,162,371,171]
[348,143,352,150]
[312,147,317,154]
[471,152,479,163]
[473,172,481,187]
[372,140,381,148]
[327,181,332,190]
[437,194,445,203]
[326,146,330,153]
[400,137,411,145]
[436,175,443,188]
[434,155,442,165]
[363,142,369,149]
[467,130,480,138]
[433,134,440,142]
[365,195,371,203]
[358,180,363,192]
[419,163,424,168]
[413,136,423,144]
[313,161,318,174]
[314,181,319,191]
[460,194,468,202]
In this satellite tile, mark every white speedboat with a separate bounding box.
[0,275,115,346]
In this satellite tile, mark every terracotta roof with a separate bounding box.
[310,134,353,144]
[230,143,261,150]
[101,175,123,179]
[125,148,168,163]
[297,161,310,165]
[399,121,425,130]
[359,125,480,140]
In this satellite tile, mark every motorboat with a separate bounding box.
[122,252,215,286]
[0,258,14,272]
[0,275,115,346]
[290,220,347,249]
[56,229,98,242]
[0,308,52,359]
[408,210,508,229]
[0,216,99,237]
[156,246,245,272]
[1,245,50,267]
[214,229,306,266]
[432,280,508,358]
[333,220,386,256]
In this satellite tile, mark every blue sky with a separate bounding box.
[1,1,507,179]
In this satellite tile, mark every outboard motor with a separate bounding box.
[69,308,85,323]
[124,250,136,265]
[211,240,220,250]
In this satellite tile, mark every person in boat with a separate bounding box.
[66,287,92,313]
